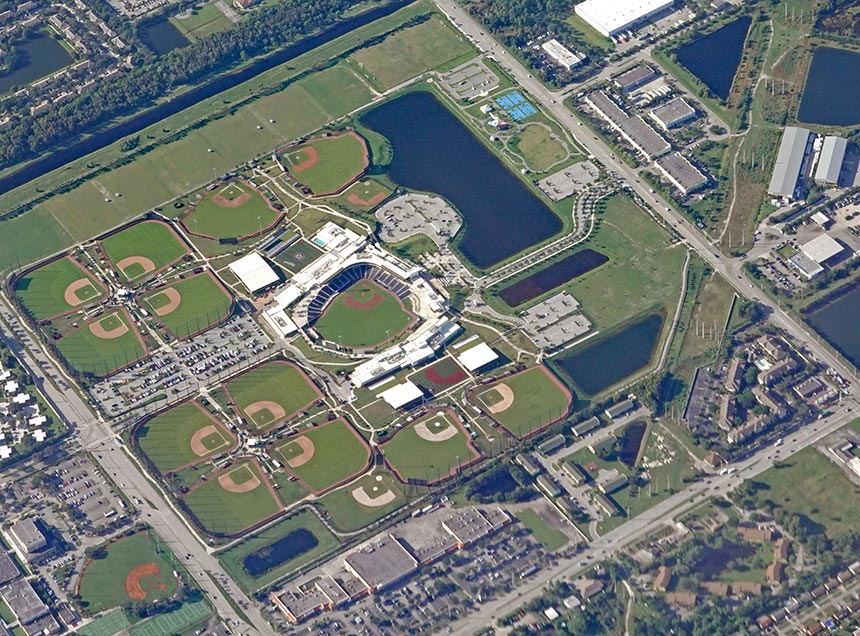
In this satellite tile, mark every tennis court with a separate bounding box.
[495,91,538,121]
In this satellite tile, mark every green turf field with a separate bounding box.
[225,360,321,432]
[381,410,479,483]
[299,63,374,117]
[350,17,473,90]
[314,470,406,532]
[271,418,370,492]
[101,221,189,282]
[57,309,147,376]
[141,272,232,339]
[183,460,282,536]
[471,365,571,438]
[339,178,393,210]
[14,256,105,319]
[218,509,340,591]
[77,609,131,636]
[283,132,368,195]
[314,280,414,348]
[516,509,568,552]
[169,1,232,42]
[272,239,323,273]
[186,180,280,239]
[78,531,178,613]
[136,401,235,474]
[128,601,210,636]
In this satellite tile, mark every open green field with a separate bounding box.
[169,1,232,42]
[314,470,406,532]
[77,609,131,636]
[57,309,146,376]
[186,179,280,239]
[272,239,323,274]
[78,531,178,613]
[182,459,282,536]
[136,401,235,474]
[271,418,370,493]
[141,272,232,339]
[509,124,571,173]
[15,256,105,319]
[283,132,368,195]
[381,409,479,483]
[516,509,568,552]
[129,601,210,636]
[350,16,473,90]
[470,365,571,438]
[101,221,189,282]
[314,280,414,348]
[225,360,321,432]
[218,509,340,591]
[564,12,613,53]
[297,63,374,117]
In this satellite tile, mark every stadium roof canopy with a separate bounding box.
[228,252,279,292]
[456,342,499,372]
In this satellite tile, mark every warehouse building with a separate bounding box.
[768,126,813,202]
[541,39,584,71]
[649,98,697,130]
[655,152,709,195]
[613,64,659,94]
[584,91,671,160]
[814,136,847,187]
[6,519,46,557]
[575,0,675,37]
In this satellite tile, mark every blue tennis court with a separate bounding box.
[495,91,538,121]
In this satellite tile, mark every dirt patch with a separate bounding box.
[212,190,252,208]
[352,485,396,507]
[150,288,181,316]
[283,436,315,468]
[64,278,95,307]
[244,400,287,428]
[125,562,161,601]
[347,191,387,208]
[218,466,261,493]
[288,146,319,172]
[343,290,384,310]
[116,256,156,280]
[89,313,129,339]
[190,425,224,457]
[414,419,458,442]
[485,384,514,414]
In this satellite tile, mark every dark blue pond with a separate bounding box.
[807,285,860,366]
[676,16,751,101]
[0,33,73,94]
[139,19,190,56]
[360,91,562,269]
[798,47,860,126]
[499,248,608,307]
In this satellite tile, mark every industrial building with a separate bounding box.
[574,0,675,37]
[572,415,600,437]
[815,136,847,187]
[343,538,418,593]
[584,91,671,160]
[789,233,845,279]
[613,64,660,93]
[655,152,709,195]
[6,519,46,556]
[541,39,584,71]
[768,127,813,202]
[649,97,697,130]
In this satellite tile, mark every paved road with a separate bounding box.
[0,292,276,636]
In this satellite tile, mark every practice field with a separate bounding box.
[272,239,323,274]
[56,308,147,376]
[140,272,232,339]
[128,601,210,636]
[225,360,322,433]
[182,459,282,536]
[314,280,415,349]
[14,256,106,320]
[136,401,236,474]
[77,531,178,612]
[101,221,189,283]
[415,357,468,394]
[184,179,281,240]
[341,178,392,210]
[381,409,479,484]
[77,609,131,636]
[270,418,370,493]
[282,131,369,196]
[314,470,406,533]
[470,365,572,438]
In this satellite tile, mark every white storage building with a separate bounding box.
[574,0,675,37]
[814,136,846,187]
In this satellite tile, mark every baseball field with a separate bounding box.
[381,409,479,484]
[14,256,106,320]
[225,360,322,433]
[282,131,369,196]
[140,272,232,339]
[314,280,415,349]
[315,470,405,533]
[56,308,147,376]
[184,179,281,240]
[135,401,236,474]
[470,365,572,438]
[270,418,370,493]
[182,459,282,536]
[100,221,190,283]
[341,179,392,210]
[77,531,178,613]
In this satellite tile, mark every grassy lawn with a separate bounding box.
[314,280,414,348]
[136,401,235,474]
[78,531,179,613]
[128,601,210,636]
[283,131,368,195]
[15,256,105,319]
[298,63,374,119]
[218,509,340,591]
[169,1,232,42]
[509,124,570,173]
[141,272,232,339]
[564,12,613,53]
[182,459,282,536]
[100,221,189,282]
[314,470,406,532]
[57,309,146,376]
[516,509,568,552]
[381,409,479,483]
[225,360,322,433]
[186,179,280,239]
[335,177,393,213]
[271,418,370,493]
[350,16,473,90]
[0,597,15,624]
[77,609,131,636]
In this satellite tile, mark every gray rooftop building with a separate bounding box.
[655,152,709,195]
[7,519,46,556]
[0,578,50,624]
[0,551,20,585]
[768,126,812,200]
[614,64,659,93]
[343,538,418,592]
[649,98,697,130]
[815,136,847,186]
[584,91,671,160]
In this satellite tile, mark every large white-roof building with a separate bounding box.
[228,252,279,293]
[815,136,847,187]
[456,342,499,373]
[541,39,584,71]
[379,381,424,409]
[574,0,675,37]
[768,126,812,201]
[801,234,844,264]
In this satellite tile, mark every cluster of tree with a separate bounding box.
[465,463,535,504]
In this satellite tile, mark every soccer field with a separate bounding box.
[57,309,147,376]
[185,180,281,240]
[14,256,106,320]
[141,272,232,339]
[101,221,190,283]
[283,131,369,196]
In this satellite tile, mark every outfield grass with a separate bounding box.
[283,132,368,195]
[225,360,321,432]
[169,1,232,42]
[186,180,280,239]
[350,16,473,90]
[516,509,568,552]
[315,470,406,532]
[183,460,282,536]
[471,366,571,438]
[101,221,189,282]
[15,256,105,319]
[509,125,571,173]
[78,531,178,613]
[218,509,340,591]
[271,418,370,493]
[314,280,414,348]
[57,309,146,376]
[142,272,232,339]
[136,401,235,474]
[337,177,393,211]
[381,410,478,483]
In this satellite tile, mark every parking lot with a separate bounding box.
[440,60,499,101]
